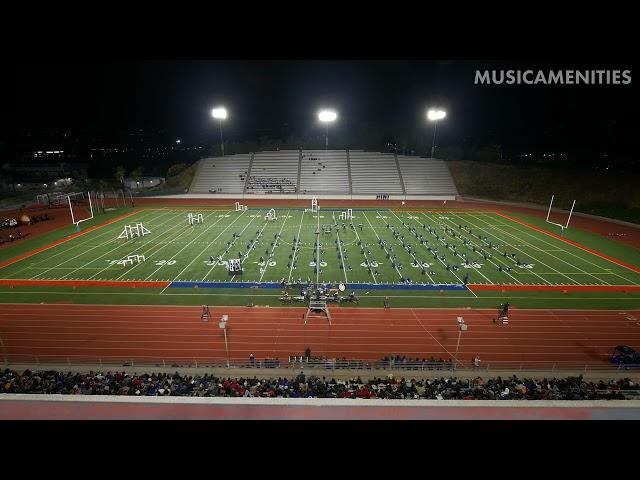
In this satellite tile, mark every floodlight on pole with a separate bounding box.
[427,108,446,158]
[318,109,337,150]
[211,107,228,156]
[455,316,467,356]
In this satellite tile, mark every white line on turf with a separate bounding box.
[444,212,554,286]
[3,209,155,279]
[157,209,249,282]
[64,211,186,281]
[332,212,349,285]
[468,213,612,285]
[389,211,471,289]
[362,211,404,281]
[259,210,290,282]
[33,210,177,281]
[111,210,222,280]
[477,212,637,285]
[351,212,377,284]
[229,213,272,282]
[287,210,305,284]
[204,210,263,281]
[437,215,522,285]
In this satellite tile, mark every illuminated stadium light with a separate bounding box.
[427,109,446,121]
[426,108,447,158]
[318,110,337,122]
[318,109,337,149]
[211,107,228,119]
[211,106,228,156]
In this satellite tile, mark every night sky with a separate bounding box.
[2,59,637,158]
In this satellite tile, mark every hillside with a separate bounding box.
[447,161,640,225]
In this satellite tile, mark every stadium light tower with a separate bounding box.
[211,107,228,156]
[427,108,446,158]
[318,109,337,150]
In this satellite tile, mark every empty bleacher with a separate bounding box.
[189,149,458,198]
[398,156,459,195]
[349,151,404,196]
[299,150,350,195]
[189,154,251,194]
[246,150,299,194]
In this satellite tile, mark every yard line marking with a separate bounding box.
[88,212,201,280]
[228,213,272,282]
[63,211,185,281]
[494,211,640,274]
[157,210,249,282]
[32,210,174,281]
[205,210,263,281]
[366,210,425,283]
[287,210,306,284]
[258,210,290,282]
[377,211,436,284]
[332,212,349,285]
[449,212,555,285]
[112,210,222,281]
[424,214,495,285]
[392,211,468,286]
[3,209,155,279]
[351,212,377,284]
[362,211,403,279]
[400,212,459,284]
[472,213,615,285]
[481,212,638,285]
[437,215,523,285]
[316,209,321,284]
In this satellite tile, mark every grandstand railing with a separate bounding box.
[3,354,639,374]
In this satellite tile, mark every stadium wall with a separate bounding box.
[2,395,640,419]
[151,193,457,201]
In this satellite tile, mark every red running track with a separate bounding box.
[1,304,639,368]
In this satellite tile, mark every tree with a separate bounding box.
[167,163,188,177]
[114,166,126,186]
[130,166,144,188]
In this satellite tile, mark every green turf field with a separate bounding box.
[1,207,638,288]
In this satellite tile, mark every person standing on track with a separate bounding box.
[384,296,390,309]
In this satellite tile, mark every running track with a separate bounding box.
[1,304,639,368]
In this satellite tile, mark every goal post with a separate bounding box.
[68,191,94,231]
[545,195,576,232]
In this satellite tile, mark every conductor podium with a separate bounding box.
[305,296,332,325]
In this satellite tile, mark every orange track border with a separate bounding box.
[0,209,142,269]
[0,279,167,288]
[494,211,640,274]
[468,283,640,293]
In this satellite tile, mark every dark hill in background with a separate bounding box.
[447,160,639,225]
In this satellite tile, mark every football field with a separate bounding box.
[1,207,638,288]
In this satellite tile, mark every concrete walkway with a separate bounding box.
[3,363,640,382]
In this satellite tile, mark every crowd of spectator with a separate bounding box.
[2,368,638,400]
[246,176,296,194]
[379,356,455,370]
[0,229,25,245]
